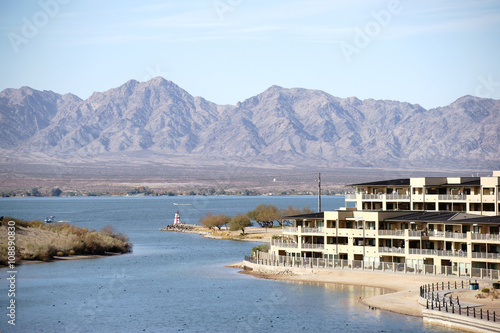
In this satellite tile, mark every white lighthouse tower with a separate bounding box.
[174,210,181,224]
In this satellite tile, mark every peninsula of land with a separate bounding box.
[0,217,132,266]
[159,224,281,242]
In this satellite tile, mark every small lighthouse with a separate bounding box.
[174,210,181,224]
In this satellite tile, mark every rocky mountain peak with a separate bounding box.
[0,79,499,170]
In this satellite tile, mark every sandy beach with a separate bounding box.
[231,261,500,318]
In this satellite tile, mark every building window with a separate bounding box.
[484,203,495,212]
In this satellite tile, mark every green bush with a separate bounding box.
[481,288,490,293]
[492,283,500,290]
[251,244,270,256]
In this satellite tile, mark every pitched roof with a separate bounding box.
[385,211,500,224]
[280,212,324,220]
[349,178,410,187]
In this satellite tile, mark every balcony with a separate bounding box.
[444,232,467,239]
[471,252,500,259]
[282,227,298,233]
[408,248,467,258]
[345,194,357,200]
[437,194,467,201]
[361,194,410,201]
[427,231,468,239]
[379,247,405,254]
[378,230,405,237]
[471,233,500,241]
[408,230,423,237]
[301,243,325,249]
[302,227,324,234]
[271,240,298,248]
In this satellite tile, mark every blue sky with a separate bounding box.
[1,0,499,109]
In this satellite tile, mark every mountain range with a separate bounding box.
[1,77,499,171]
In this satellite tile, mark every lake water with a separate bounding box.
[0,196,454,332]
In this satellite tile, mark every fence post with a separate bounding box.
[481,308,483,320]
[487,310,489,321]
[467,306,469,317]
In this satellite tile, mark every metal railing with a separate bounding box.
[271,240,298,248]
[379,247,405,254]
[301,243,324,249]
[421,281,500,324]
[472,233,500,241]
[244,254,500,280]
[408,248,468,258]
[378,230,405,236]
[471,252,500,259]
[437,194,467,201]
[302,227,324,234]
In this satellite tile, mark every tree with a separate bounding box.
[229,214,252,234]
[280,205,314,226]
[51,188,62,197]
[31,188,42,197]
[247,204,280,228]
[199,212,231,230]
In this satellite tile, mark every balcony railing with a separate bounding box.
[271,240,298,248]
[408,248,467,257]
[386,194,411,200]
[408,230,422,237]
[428,231,468,239]
[302,227,324,234]
[471,233,500,241]
[428,231,445,237]
[471,252,500,259]
[301,243,325,249]
[361,194,410,200]
[444,231,467,239]
[437,194,467,201]
[378,230,405,236]
[345,194,357,200]
[379,247,405,254]
[282,227,298,233]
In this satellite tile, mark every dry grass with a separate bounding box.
[0,217,132,265]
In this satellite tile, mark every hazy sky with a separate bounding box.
[1,0,499,108]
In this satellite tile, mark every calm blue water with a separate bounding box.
[0,196,453,332]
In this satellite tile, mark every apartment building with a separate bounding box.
[345,171,500,216]
[270,171,500,275]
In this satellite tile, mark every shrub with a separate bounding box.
[492,283,500,290]
[251,244,270,256]
[482,288,490,293]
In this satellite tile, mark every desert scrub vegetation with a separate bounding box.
[0,217,132,265]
